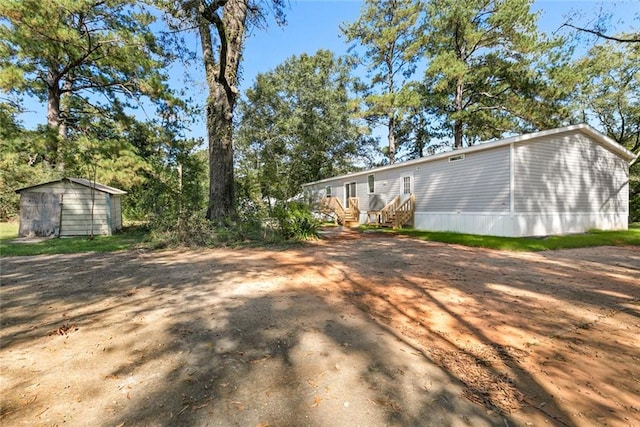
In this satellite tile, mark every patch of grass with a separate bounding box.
[0,225,151,257]
[365,223,640,251]
[0,222,18,240]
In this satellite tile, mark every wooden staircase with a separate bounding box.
[318,197,360,226]
[379,194,415,228]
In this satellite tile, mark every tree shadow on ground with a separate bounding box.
[320,233,639,426]
[1,234,638,426]
[1,248,505,426]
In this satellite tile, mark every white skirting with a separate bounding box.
[413,212,628,237]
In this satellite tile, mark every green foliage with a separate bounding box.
[575,40,639,153]
[0,0,172,108]
[0,0,198,228]
[0,108,60,220]
[373,223,640,251]
[0,0,179,167]
[236,49,374,204]
[272,202,319,240]
[571,39,639,221]
[341,0,423,163]
[419,0,566,147]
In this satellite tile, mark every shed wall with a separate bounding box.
[60,190,111,236]
[18,192,62,237]
[22,182,114,236]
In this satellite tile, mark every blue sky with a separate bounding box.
[239,0,638,92]
[16,0,640,141]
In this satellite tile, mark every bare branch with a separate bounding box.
[560,23,640,43]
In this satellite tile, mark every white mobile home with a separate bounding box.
[303,124,636,237]
[15,177,126,237]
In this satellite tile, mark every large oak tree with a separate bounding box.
[167,0,285,223]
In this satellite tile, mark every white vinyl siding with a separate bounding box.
[303,125,631,235]
[415,147,510,213]
[514,133,629,213]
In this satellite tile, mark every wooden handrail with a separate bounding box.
[379,195,400,225]
[318,196,361,225]
[318,197,346,224]
[347,197,360,219]
[377,194,415,228]
[393,194,415,228]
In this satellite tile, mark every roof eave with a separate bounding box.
[15,177,127,195]
[302,124,637,187]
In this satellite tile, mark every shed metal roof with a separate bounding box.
[302,124,638,187]
[15,177,127,195]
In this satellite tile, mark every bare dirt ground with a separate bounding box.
[1,228,639,427]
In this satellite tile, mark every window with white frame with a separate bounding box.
[367,174,375,194]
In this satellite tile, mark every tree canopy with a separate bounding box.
[341,0,422,163]
[417,0,566,148]
[236,49,374,204]
[0,0,176,168]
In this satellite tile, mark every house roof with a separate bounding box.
[15,177,127,195]
[302,124,638,187]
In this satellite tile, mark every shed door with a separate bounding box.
[19,192,62,237]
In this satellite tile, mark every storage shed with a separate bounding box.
[15,177,126,237]
[304,124,637,237]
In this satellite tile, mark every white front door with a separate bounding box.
[400,174,413,201]
[344,182,356,207]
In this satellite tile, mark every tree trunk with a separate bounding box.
[454,78,464,149]
[206,83,236,222]
[198,0,248,223]
[46,81,62,166]
[388,114,396,164]
[46,69,67,170]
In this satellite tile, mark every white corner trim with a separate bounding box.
[509,142,515,215]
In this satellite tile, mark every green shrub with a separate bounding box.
[272,202,319,240]
[148,211,217,247]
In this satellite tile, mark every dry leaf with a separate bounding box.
[310,396,323,408]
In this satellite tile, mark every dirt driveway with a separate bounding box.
[1,228,639,426]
